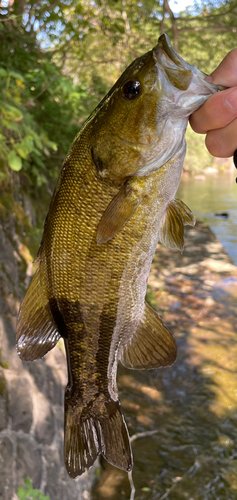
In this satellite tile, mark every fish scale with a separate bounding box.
[16,33,223,477]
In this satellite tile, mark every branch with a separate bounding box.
[130,429,159,443]
[0,14,21,21]
[156,461,201,500]
[161,0,179,51]
[179,25,237,33]
[31,76,58,101]
[178,4,237,21]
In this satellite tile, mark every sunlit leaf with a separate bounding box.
[47,141,57,152]
[5,105,23,122]
[14,144,28,160]
[7,150,22,171]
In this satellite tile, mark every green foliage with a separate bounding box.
[162,1,237,69]
[0,0,237,219]
[17,478,50,500]
[0,20,91,198]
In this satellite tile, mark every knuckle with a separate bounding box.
[205,132,224,157]
[189,111,206,134]
[225,49,237,66]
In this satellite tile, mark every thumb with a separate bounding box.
[210,49,237,87]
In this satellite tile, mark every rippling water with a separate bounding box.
[178,171,237,265]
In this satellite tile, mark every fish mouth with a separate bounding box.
[157,33,189,70]
[154,33,225,92]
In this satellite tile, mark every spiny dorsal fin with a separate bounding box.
[17,266,60,361]
[119,302,177,370]
[159,198,195,252]
[97,179,145,245]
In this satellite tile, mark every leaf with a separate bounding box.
[33,135,43,149]
[0,67,7,77]
[25,477,32,485]
[47,140,57,152]
[16,485,27,500]
[5,105,23,122]
[10,70,25,81]
[8,150,22,171]
[15,136,35,159]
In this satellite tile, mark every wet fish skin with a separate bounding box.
[16,34,221,478]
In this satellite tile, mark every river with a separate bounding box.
[93,170,237,500]
[178,170,237,265]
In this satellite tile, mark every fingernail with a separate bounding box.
[225,89,237,110]
[205,76,213,83]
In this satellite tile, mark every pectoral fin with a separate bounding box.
[160,198,195,251]
[119,302,177,370]
[97,179,144,244]
[17,266,60,361]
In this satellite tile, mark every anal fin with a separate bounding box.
[17,267,60,361]
[160,198,195,252]
[119,302,177,370]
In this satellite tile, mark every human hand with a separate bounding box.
[190,49,237,158]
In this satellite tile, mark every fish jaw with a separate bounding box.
[90,34,223,181]
[135,35,222,176]
[154,33,223,115]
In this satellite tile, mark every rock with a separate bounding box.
[16,434,42,490]
[45,364,64,406]
[34,392,54,445]
[62,466,95,500]
[28,360,47,394]
[0,316,23,372]
[54,405,64,463]
[0,213,93,499]
[0,436,14,500]
[44,448,62,500]
[202,258,237,273]
[9,376,33,432]
[0,370,8,431]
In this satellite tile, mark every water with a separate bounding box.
[178,171,237,265]
[92,176,237,500]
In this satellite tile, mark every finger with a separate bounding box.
[205,118,237,157]
[210,49,237,87]
[190,86,237,134]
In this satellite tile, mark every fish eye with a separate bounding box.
[122,80,142,100]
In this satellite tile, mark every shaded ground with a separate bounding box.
[93,221,237,500]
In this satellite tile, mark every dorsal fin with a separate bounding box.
[97,179,145,245]
[119,302,177,370]
[159,198,195,251]
[17,266,60,361]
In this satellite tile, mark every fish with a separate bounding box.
[16,34,222,478]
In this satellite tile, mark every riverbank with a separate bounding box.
[94,221,237,500]
[1,215,237,500]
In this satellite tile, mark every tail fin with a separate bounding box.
[64,391,133,478]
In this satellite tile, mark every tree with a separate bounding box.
[0,0,236,207]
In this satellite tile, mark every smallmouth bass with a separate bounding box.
[17,34,222,477]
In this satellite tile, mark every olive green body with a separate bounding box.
[16,34,221,478]
[41,126,176,401]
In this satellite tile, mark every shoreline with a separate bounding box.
[94,220,237,499]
